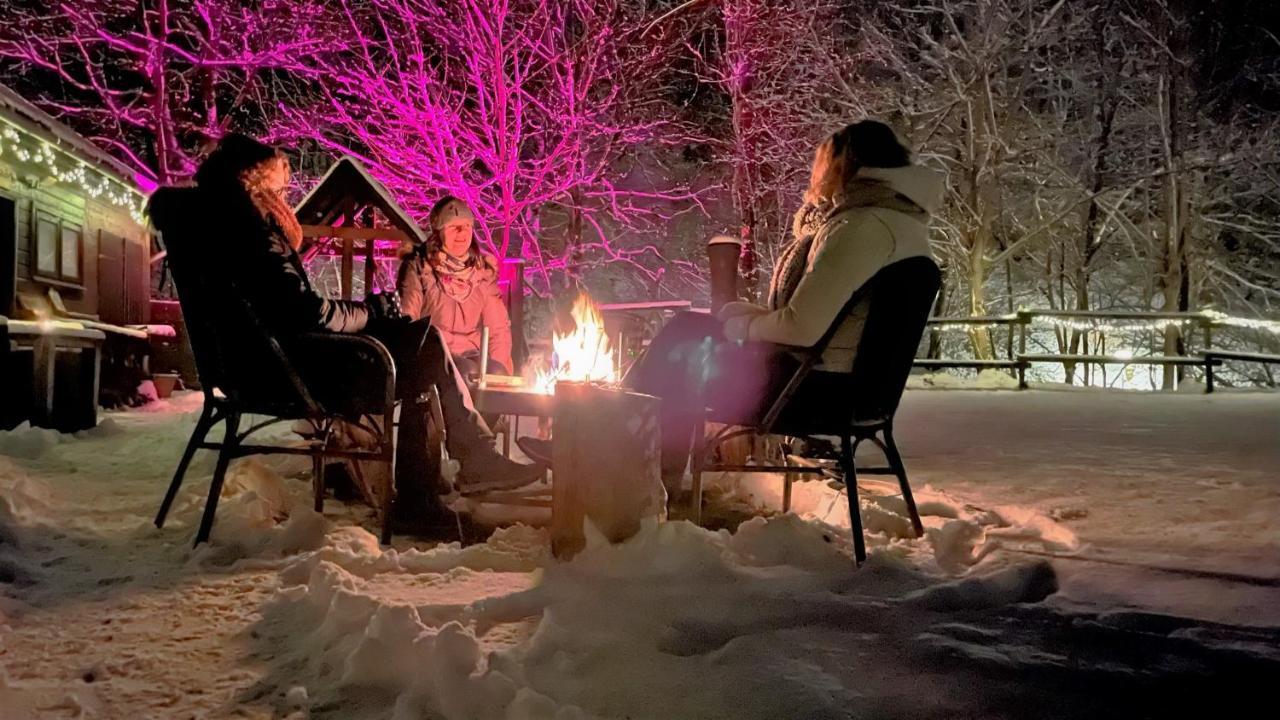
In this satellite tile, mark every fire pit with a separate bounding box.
[473,294,664,558]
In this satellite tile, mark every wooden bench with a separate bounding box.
[1202,351,1280,393]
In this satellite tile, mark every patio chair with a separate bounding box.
[689,256,942,564]
[150,188,406,546]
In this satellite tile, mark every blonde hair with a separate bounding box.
[804,120,912,205]
[804,137,844,205]
[241,154,304,251]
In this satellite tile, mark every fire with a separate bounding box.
[535,293,617,393]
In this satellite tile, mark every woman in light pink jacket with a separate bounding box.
[397,196,514,378]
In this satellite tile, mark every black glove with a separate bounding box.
[366,291,403,323]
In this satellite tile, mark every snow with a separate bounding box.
[909,368,1021,390]
[1,389,1277,718]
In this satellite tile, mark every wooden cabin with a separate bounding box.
[0,83,154,430]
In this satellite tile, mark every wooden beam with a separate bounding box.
[299,224,412,244]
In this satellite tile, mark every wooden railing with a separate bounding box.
[918,309,1279,392]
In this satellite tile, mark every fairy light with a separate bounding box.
[0,116,146,223]
[1033,317,1194,334]
[1202,310,1280,334]
[929,314,1019,333]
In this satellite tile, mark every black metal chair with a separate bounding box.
[150,188,402,545]
[690,256,942,564]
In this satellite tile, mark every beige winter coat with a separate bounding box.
[397,251,514,373]
[722,164,942,371]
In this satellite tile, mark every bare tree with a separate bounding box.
[275,0,703,294]
[0,0,341,182]
[685,0,871,299]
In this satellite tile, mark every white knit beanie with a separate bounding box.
[430,197,475,231]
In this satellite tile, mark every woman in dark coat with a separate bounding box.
[147,134,543,529]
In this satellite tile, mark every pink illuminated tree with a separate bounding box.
[0,0,341,182]
[277,0,705,292]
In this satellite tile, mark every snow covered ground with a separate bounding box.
[1,389,1277,719]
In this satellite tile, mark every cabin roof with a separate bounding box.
[0,83,154,191]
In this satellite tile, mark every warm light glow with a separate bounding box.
[535,293,617,393]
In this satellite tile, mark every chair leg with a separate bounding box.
[688,413,707,525]
[380,405,398,545]
[311,423,333,514]
[881,426,924,538]
[840,435,866,565]
[312,455,326,513]
[194,410,241,546]
[155,403,216,528]
[426,387,447,490]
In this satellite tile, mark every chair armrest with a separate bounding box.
[295,332,396,377]
[293,332,396,387]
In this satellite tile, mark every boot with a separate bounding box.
[455,450,546,494]
[515,436,552,465]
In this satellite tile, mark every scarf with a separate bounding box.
[251,189,304,250]
[766,201,828,311]
[430,250,480,302]
[766,177,926,311]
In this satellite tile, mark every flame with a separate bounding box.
[535,293,617,393]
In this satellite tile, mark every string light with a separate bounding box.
[1032,317,1194,334]
[929,314,1020,333]
[0,116,146,223]
[1201,310,1280,335]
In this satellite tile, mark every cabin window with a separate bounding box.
[31,211,83,285]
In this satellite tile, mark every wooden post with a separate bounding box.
[551,382,663,559]
[341,238,354,300]
[494,257,524,368]
[363,238,376,296]
[1016,312,1030,389]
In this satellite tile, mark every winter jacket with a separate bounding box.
[397,249,513,373]
[722,164,942,371]
[149,185,370,338]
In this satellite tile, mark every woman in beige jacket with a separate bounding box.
[397,196,514,377]
[622,120,942,489]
